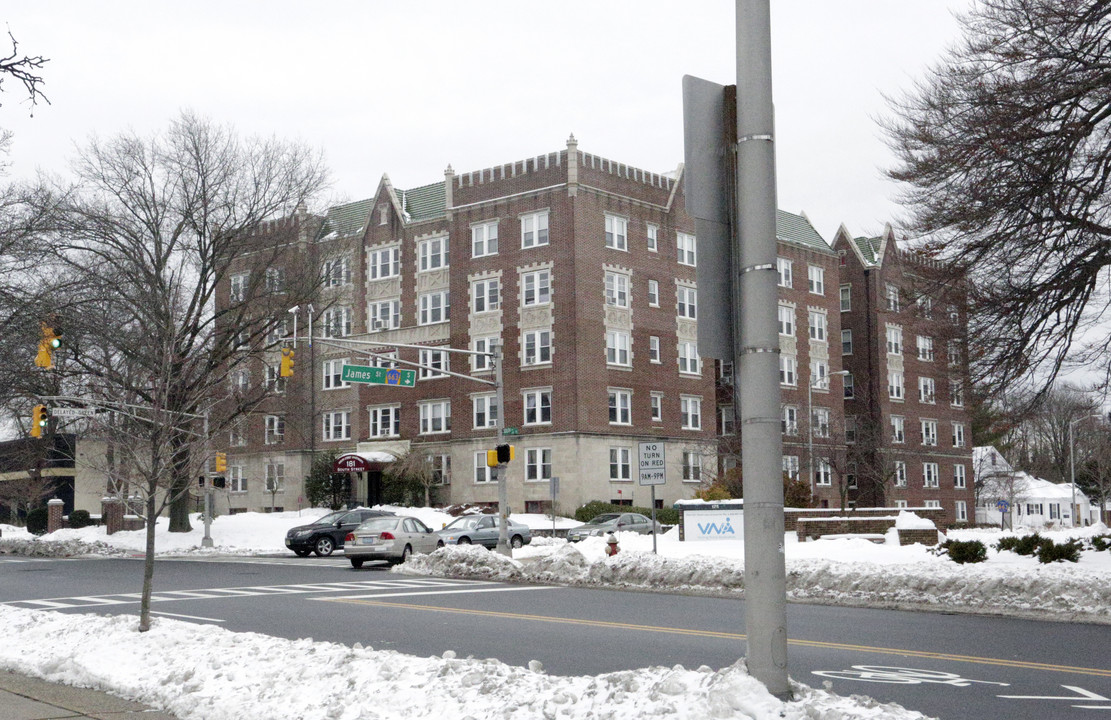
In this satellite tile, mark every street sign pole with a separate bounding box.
[202,410,213,548]
[638,442,666,555]
[550,476,559,538]
[493,342,510,556]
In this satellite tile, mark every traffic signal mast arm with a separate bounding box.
[285,335,497,387]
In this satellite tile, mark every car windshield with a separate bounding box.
[444,516,482,530]
[315,511,347,526]
[586,514,621,525]
[356,517,398,532]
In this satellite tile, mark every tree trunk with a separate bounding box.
[138,486,157,632]
[167,435,193,532]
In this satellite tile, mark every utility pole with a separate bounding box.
[493,341,510,556]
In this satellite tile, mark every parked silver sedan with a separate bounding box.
[345,516,442,569]
[567,512,661,542]
[436,515,532,549]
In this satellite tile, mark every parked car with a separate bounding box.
[436,515,532,549]
[285,508,393,557]
[345,515,442,568]
[567,512,661,542]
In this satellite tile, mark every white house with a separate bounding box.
[974,446,1096,528]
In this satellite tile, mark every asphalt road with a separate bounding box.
[1,554,1108,720]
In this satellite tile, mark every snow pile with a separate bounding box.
[894,511,937,530]
[0,606,928,720]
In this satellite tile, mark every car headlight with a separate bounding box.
[591,529,605,536]
[294,529,313,537]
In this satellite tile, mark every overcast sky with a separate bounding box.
[1,1,972,242]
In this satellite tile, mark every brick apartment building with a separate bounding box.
[210,137,974,525]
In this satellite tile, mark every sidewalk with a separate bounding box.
[0,671,179,720]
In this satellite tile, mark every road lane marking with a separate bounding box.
[150,611,226,623]
[320,586,552,601]
[326,598,1111,680]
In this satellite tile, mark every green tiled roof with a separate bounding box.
[317,198,374,240]
[398,182,446,222]
[852,235,883,266]
[776,210,831,253]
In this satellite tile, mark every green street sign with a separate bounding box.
[341,364,416,387]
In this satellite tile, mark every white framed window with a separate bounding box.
[649,336,661,363]
[265,267,285,293]
[527,448,553,482]
[917,336,934,361]
[782,405,798,435]
[473,394,498,430]
[778,305,795,336]
[523,329,552,365]
[228,465,246,493]
[371,350,398,369]
[720,405,735,435]
[368,246,400,280]
[522,269,551,306]
[368,405,400,438]
[891,416,905,443]
[606,331,631,366]
[808,265,825,295]
[266,364,286,394]
[948,341,962,366]
[650,392,663,422]
[368,299,401,331]
[521,211,549,248]
[780,355,797,387]
[265,318,290,347]
[229,419,247,447]
[419,348,449,379]
[264,415,285,445]
[886,326,903,355]
[472,336,497,372]
[321,306,352,338]
[431,454,451,485]
[894,460,907,487]
[921,419,938,446]
[812,407,831,438]
[918,295,933,318]
[844,373,855,399]
[895,499,909,509]
[682,451,702,482]
[846,416,858,444]
[885,283,900,311]
[783,455,800,482]
[810,359,829,389]
[950,379,965,407]
[681,395,702,430]
[952,422,966,448]
[322,358,351,390]
[605,271,630,308]
[889,371,905,400]
[609,447,632,482]
[523,388,552,425]
[814,457,832,486]
[419,291,450,325]
[472,278,500,313]
[840,284,851,312]
[955,464,967,489]
[677,232,697,266]
[842,329,853,355]
[919,376,936,404]
[472,221,498,258]
[809,311,827,342]
[474,452,494,483]
[608,389,632,425]
[323,411,351,441]
[678,341,701,375]
[605,214,628,251]
[677,286,697,319]
[419,399,451,434]
[418,235,449,271]
[265,463,285,494]
[646,223,658,252]
[777,257,793,288]
[923,462,939,488]
[647,279,660,307]
[229,368,249,394]
[955,500,967,522]
[323,256,352,287]
[229,272,249,303]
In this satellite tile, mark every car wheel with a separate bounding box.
[457,536,471,545]
[399,545,412,563]
[293,549,311,558]
[511,535,524,549]
[350,558,363,569]
[436,540,444,548]
[314,536,335,556]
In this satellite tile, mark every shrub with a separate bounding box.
[1036,538,1082,564]
[67,509,92,529]
[936,539,987,564]
[573,501,679,527]
[25,507,49,535]
[1089,534,1111,552]
[995,533,1047,556]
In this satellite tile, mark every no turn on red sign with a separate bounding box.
[638,442,666,486]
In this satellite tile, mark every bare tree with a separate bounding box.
[0,29,48,113]
[883,0,1111,398]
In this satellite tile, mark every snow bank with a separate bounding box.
[0,606,928,720]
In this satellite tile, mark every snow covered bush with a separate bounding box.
[933,539,987,564]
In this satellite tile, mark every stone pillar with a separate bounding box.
[47,498,64,533]
[566,134,579,197]
[102,497,124,535]
[444,164,454,219]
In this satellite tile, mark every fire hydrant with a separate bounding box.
[605,533,619,556]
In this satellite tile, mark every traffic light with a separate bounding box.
[280,347,295,377]
[212,477,226,489]
[34,324,62,369]
[486,444,515,466]
[215,452,227,473]
[30,405,47,438]
[198,476,206,488]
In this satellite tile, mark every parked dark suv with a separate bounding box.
[285,508,393,557]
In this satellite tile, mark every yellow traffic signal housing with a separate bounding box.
[35,325,62,369]
[280,347,295,377]
[30,405,47,438]
[215,452,227,473]
[487,444,515,466]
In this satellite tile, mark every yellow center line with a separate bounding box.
[323,596,1111,679]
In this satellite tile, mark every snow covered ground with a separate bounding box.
[1,508,1109,719]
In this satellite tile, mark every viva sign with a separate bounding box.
[686,509,744,541]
